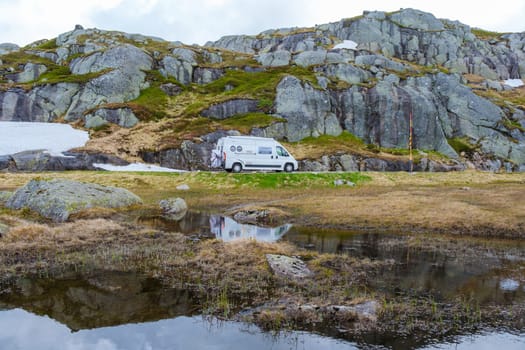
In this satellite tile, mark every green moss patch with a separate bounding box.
[471,28,505,40]
[192,171,370,189]
[447,137,479,155]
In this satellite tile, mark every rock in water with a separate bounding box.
[159,197,188,220]
[6,179,142,222]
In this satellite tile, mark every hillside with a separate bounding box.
[1,9,525,172]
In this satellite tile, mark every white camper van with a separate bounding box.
[213,136,298,173]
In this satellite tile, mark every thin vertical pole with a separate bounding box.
[409,111,413,173]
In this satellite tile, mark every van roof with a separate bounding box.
[221,136,277,141]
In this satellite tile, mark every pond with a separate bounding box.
[0,308,524,350]
[1,211,524,349]
[0,272,523,350]
[137,212,525,306]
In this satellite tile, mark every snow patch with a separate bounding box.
[0,121,89,156]
[503,79,524,88]
[333,40,358,50]
[93,162,186,172]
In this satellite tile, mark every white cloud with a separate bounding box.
[0,0,123,45]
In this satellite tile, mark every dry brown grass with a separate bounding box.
[2,170,525,237]
[2,218,126,245]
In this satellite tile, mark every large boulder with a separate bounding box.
[192,67,224,84]
[318,8,520,80]
[84,107,139,128]
[6,179,142,222]
[0,151,128,172]
[159,197,188,221]
[256,50,292,67]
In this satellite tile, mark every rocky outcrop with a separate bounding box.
[4,63,47,83]
[0,43,19,55]
[6,179,142,222]
[193,67,224,84]
[141,130,241,170]
[300,153,466,172]
[273,76,343,141]
[0,84,80,122]
[0,151,128,172]
[200,99,260,119]
[65,44,153,121]
[208,9,523,80]
[2,10,525,172]
[256,50,291,67]
[159,197,188,221]
[84,107,139,128]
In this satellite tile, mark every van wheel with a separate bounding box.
[284,163,294,172]
[232,163,242,173]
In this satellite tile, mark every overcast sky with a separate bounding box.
[1,0,525,47]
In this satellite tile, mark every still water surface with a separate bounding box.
[0,308,523,350]
[0,212,523,349]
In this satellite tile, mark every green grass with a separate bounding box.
[193,171,371,189]
[127,70,184,120]
[32,39,58,50]
[217,113,286,134]
[447,137,479,155]
[0,50,114,86]
[471,28,504,40]
[197,66,319,100]
[502,117,525,132]
[36,66,113,85]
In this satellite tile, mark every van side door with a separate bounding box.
[255,144,281,170]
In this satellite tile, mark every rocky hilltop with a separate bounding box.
[1,9,525,172]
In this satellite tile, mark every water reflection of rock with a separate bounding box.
[209,215,292,242]
[0,271,197,331]
[137,212,292,242]
[285,230,525,305]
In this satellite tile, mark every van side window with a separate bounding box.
[276,146,289,157]
[258,146,272,155]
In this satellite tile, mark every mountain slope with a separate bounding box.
[1,9,524,172]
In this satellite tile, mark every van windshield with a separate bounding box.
[276,146,289,157]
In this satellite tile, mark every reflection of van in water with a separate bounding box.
[213,136,298,173]
[209,215,292,242]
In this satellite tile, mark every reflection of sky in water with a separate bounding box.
[210,215,292,242]
[1,309,524,350]
[0,309,357,350]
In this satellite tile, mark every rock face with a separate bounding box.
[2,10,525,172]
[201,99,260,119]
[0,151,128,172]
[6,179,142,222]
[84,107,139,128]
[274,76,343,141]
